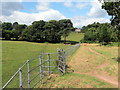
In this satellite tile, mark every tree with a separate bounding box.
[101,1,120,41]
[2,22,13,30]
[102,2,120,27]
[97,23,111,45]
[11,24,27,40]
[22,20,45,42]
[17,24,27,30]
[61,28,71,43]
[81,22,100,33]
[44,20,61,42]
[2,30,12,40]
[82,22,117,44]
[0,21,2,38]
[58,19,73,43]
[21,25,34,41]
[13,22,19,30]
[1,19,74,43]
[84,27,97,42]
[1,22,13,39]
[32,20,45,42]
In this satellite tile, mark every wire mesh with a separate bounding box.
[64,43,80,59]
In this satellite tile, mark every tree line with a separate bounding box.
[81,1,119,45]
[0,19,74,43]
[81,22,118,45]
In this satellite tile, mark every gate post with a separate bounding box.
[19,68,22,90]
[27,60,30,89]
[57,48,60,69]
[39,54,43,83]
[48,53,50,75]
[63,49,66,73]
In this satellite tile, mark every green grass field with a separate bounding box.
[2,32,84,88]
[2,31,118,88]
[62,32,84,44]
[2,41,67,87]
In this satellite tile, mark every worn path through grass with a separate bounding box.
[38,43,118,88]
[68,43,118,87]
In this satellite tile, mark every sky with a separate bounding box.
[0,0,111,28]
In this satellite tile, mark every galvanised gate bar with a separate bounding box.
[2,48,66,89]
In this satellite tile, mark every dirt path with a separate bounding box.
[69,44,118,87]
[88,47,109,69]
[73,71,118,87]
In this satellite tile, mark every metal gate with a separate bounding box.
[2,48,66,89]
[57,49,66,74]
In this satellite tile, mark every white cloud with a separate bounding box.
[87,0,107,18]
[71,16,110,28]
[35,9,66,21]
[64,2,73,7]
[76,3,88,9]
[36,2,50,11]
[0,1,110,28]
[1,2,23,16]
[0,8,110,28]
[63,2,88,9]
[0,9,66,25]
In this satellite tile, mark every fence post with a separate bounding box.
[27,60,30,89]
[48,53,50,75]
[39,54,43,83]
[19,68,22,90]
[63,49,66,73]
[57,48,60,66]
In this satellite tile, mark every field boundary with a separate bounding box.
[2,49,66,89]
[2,43,80,89]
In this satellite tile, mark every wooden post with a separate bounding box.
[39,54,43,83]
[48,54,50,75]
[19,68,22,90]
[27,60,30,89]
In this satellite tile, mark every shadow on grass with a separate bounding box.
[1,39,79,45]
[60,40,79,45]
[112,57,120,62]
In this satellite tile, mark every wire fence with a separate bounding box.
[2,48,66,89]
[2,43,80,89]
[64,43,80,59]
